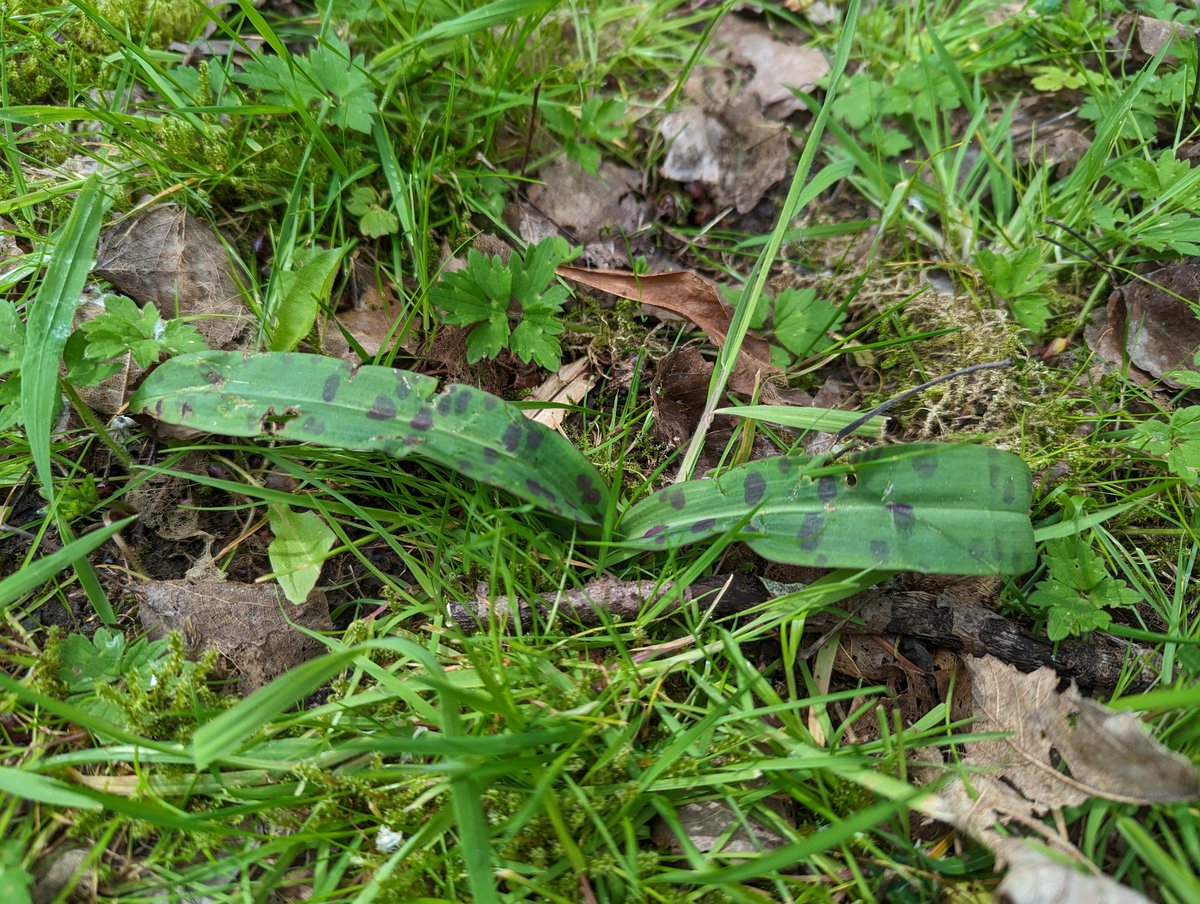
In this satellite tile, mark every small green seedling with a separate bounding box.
[63,296,207,384]
[268,504,337,603]
[428,236,575,370]
[232,35,378,134]
[1027,533,1142,641]
[976,245,1053,333]
[1128,406,1200,485]
[748,286,846,366]
[131,351,1037,576]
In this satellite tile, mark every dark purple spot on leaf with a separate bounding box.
[664,488,686,510]
[301,416,324,436]
[483,396,498,411]
[526,427,544,451]
[459,458,472,472]
[322,374,340,402]
[454,390,470,414]
[502,423,522,454]
[180,402,193,419]
[576,475,601,507]
[912,455,939,478]
[744,472,767,506]
[870,540,890,564]
[395,376,412,401]
[203,369,223,385]
[526,479,557,502]
[483,447,499,463]
[778,457,794,475]
[411,407,434,431]
[436,393,454,416]
[643,524,665,539]
[818,476,838,502]
[887,501,916,536]
[1003,480,1016,506]
[989,461,1002,489]
[367,395,397,420]
[690,518,717,534]
[797,512,824,550]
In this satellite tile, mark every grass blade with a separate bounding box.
[20,175,107,503]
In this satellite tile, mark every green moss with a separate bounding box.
[4,0,201,104]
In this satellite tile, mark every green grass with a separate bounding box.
[3,0,1200,901]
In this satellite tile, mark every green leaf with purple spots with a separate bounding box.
[130,351,610,524]
[619,444,1035,575]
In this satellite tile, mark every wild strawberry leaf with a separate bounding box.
[619,443,1035,575]
[131,351,610,525]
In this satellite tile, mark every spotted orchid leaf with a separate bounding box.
[130,351,609,524]
[620,443,1035,575]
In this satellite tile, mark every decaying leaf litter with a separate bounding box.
[3,2,1200,902]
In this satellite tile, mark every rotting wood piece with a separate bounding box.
[446,575,1160,695]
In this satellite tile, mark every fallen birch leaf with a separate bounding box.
[556,266,777,391]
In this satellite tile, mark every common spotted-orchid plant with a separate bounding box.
[131,351,1036,576]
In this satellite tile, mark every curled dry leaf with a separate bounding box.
[556,266,777,392]
[94,203,251,351]
[1087,262,1200,387]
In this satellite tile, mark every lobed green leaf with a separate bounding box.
[619,443,1035,575]
[130,351,610,524]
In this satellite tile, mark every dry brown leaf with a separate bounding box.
[650,345,712,448]
[95,203,251,351]
[556,266,777,392]
[711,15,830,119]
[526,357,595,431]
[139,573,332,694]
[1087,263,1200,388]
[319,257,400,361]
[658,102,790,214]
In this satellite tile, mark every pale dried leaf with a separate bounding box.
[651,797,794,855]
[959,657,1199,809]
[658,102,790,213]
[526,357,594,430]
[713,15,829,119]
[992,838,1153,904]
